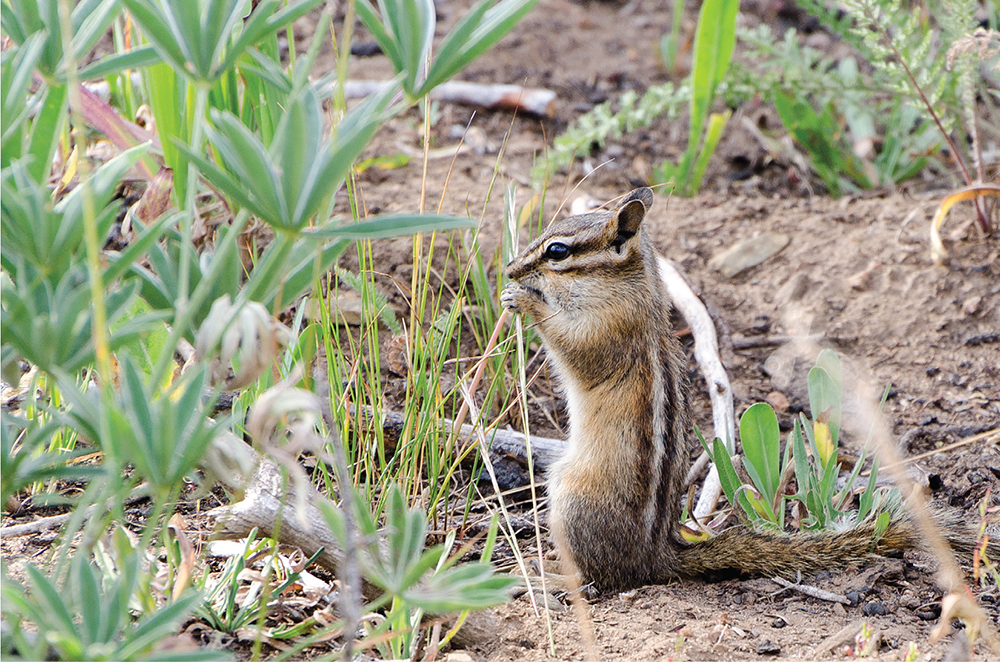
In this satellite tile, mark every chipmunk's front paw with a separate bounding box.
[500,282,534,314]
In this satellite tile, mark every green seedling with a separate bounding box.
[703,350,892,532]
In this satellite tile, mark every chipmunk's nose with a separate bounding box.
[505,256,529,280]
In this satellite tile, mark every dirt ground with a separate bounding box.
[335,0,1000,660]
[3,1,997,660]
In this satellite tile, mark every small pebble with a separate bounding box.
[766,391,790,413]
[962,295,982,316]
[709,233,790,278]
[862,601,887,616]
[845,591,861,606]
[771,618,786,629]
[756,640,781,656]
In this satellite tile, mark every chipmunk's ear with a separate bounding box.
[605,188,651,249]
[619,187,653,211]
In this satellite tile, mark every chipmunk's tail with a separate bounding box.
[671,512,980,582]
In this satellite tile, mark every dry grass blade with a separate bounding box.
[930,184,1000,265]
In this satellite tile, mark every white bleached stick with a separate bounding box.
[657,256,736,521]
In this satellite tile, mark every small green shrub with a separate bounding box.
[701,350,895,533]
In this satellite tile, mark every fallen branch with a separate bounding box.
[338,404,565,472]
[337,80,557,118]
[770,576,850,605]
[657,256,736,520]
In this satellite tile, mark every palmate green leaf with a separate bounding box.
[220,0,323,76]
[386,486,429,587]
[0,143,148,280]
[738,403,781,504]
[406,563,516,613]
[1,414,97,505]
[184,108,285,222]
[182,80,397,232]
[1,0,117,79]
[77,45,162,81]
[420,0,539,96]
[116,357,217,492]
[120,0,189,79]
[305,213,475,240]
[67,0,121,74]
[202,0,245,79]
[355,0,406,76]
[273,86,324,226]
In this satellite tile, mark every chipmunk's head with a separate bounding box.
[501,187,657,338]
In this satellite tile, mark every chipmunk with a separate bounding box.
[501,188,973,592]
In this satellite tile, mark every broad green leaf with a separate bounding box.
[710,436,758,523]
[807,363,841,442]
[738,403,781,503]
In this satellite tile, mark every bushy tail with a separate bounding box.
[671,514,978,582]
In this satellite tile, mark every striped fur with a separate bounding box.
[502,188,978,592]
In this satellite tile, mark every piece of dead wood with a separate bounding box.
[339,404,566,472]
[338,80,557,117]
[2,512,75,538]
[731,334,823,350]
[658,256,736,520]
[203,430,395,605]
[202,431,521,648]
[1,490,149,538]
[770,576,850,605]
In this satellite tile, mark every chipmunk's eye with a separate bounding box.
[544,242,571,261]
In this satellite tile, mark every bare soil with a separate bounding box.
[3,1,997,660]
[337,0,1000,659]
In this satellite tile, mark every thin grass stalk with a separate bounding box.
[512,285,558,654]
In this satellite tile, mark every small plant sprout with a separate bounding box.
[702,350,894,533]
